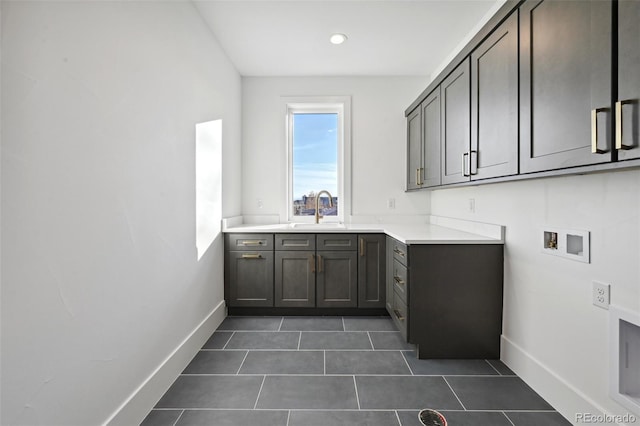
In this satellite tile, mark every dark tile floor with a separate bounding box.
[141,316,572,426]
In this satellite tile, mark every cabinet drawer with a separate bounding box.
[391,239,408,265]
[317,234,357,251]
[391,291,408,341]
[275,234,315,251]
[392,259,408,304]
[226,233,273,250]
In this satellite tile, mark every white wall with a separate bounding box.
[430,170,640,422]
[1,1,241,425]
[241,77,430,222]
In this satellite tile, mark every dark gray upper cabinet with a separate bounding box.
[406,106,423,190]
[471,11,519,180]
[316,250,358,308]
[274,251,316,308]
[357,234,386,308]
[520,0,612,173]
[422,88,442,187]
[226,250,274,307]
[617,0,640,161]
[441,59,471,185]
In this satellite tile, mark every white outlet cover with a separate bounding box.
[593,281,610,309]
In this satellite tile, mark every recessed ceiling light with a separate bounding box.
[330,33,348,45]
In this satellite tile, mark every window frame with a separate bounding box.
[284,96,351,224]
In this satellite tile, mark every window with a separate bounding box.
[285,97,350,223]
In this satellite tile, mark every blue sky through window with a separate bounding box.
[292,113,338,203]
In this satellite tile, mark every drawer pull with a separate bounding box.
[393,248,405,257]
[240,240,264,246]
[242,253,263,259]
[360,238,365,257]
[393,309,405,322]
[393,276,405,286]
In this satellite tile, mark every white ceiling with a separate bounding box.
[193,0,500,77]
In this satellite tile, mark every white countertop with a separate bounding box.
[222,216,504,245]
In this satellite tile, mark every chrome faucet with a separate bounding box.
[315,190,334,224]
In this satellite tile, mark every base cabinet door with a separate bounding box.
[520,0,612,172]
[316,251,358,308]
[617,0,640,161]
[357,234,386,308]
[227,251,274,307]
[385,237,395,314]
[275,251,316,307]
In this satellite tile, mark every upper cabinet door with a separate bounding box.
[520,0,612,173]
[441,59,471,185]
[406,106,423,190]
[617,0,640,161]
[422,87,442,187]
[471,11,519,180]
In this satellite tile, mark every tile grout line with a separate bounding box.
[235,351,250,375]
[502,411,517,426]
[222,331,235,350]
[400,351,415,376]
[323,350,326,375]
[171,409,185,426]
[278,317,284,331]
[442,376,467,410]
[253,375,267,410]
[394,410,403,426]
[485,359,502,375]
[366,331,375,350]
[352,375,361,410]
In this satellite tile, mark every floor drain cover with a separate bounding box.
[418,409,447,426]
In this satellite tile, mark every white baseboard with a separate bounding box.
[104,300,227,426]
[501,335,617,426]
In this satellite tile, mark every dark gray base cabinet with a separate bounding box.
[386,237,504,359]
[225,233,385,310]
[358,234,386,308]
[316,250,358,308]
[275,251,315,308]
[226,250,274,307]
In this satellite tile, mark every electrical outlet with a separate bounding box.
[387,198,396,209]
[593,281,610,310]
[468,198,476,213]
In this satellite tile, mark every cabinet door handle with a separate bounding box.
[616,100,634,150]
[591,108,609,154]
[318,255,323,273]
[415,168,423,186]
[393,309,405,322]
[359,238,365,257]
[470,150,478,175]
[309,254,316,273]
[242,253,263,259]
[462,152,470,177]
[393,276,405,286]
